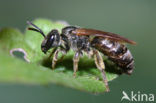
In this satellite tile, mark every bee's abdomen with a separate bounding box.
[91,37,134,74]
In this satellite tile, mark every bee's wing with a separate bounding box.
[73,28,136,45]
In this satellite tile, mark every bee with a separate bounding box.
[27,21,136,92]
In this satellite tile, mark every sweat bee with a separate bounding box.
[27,21,136,92]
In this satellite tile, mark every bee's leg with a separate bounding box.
[93,50,110,92]
[52,49,60,69]
[73,52,80,77]
[48,48,57,59]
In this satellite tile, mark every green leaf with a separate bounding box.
[0,18,118,93]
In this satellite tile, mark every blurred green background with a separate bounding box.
[0,0,156,103]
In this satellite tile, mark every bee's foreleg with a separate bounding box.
[48,48,57,59]
[73,52,80,77]
[93,50,110,92]
[52,49,60,69]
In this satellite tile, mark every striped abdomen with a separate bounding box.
[91,37,134,75]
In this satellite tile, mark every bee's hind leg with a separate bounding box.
[73,52,80,77]
[93,50,110,92]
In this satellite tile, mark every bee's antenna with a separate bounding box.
[27,21,46,38]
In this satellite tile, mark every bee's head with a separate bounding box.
[41,30,60,54]
[27,21,60,54]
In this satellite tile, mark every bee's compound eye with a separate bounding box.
[41,36,54,54]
